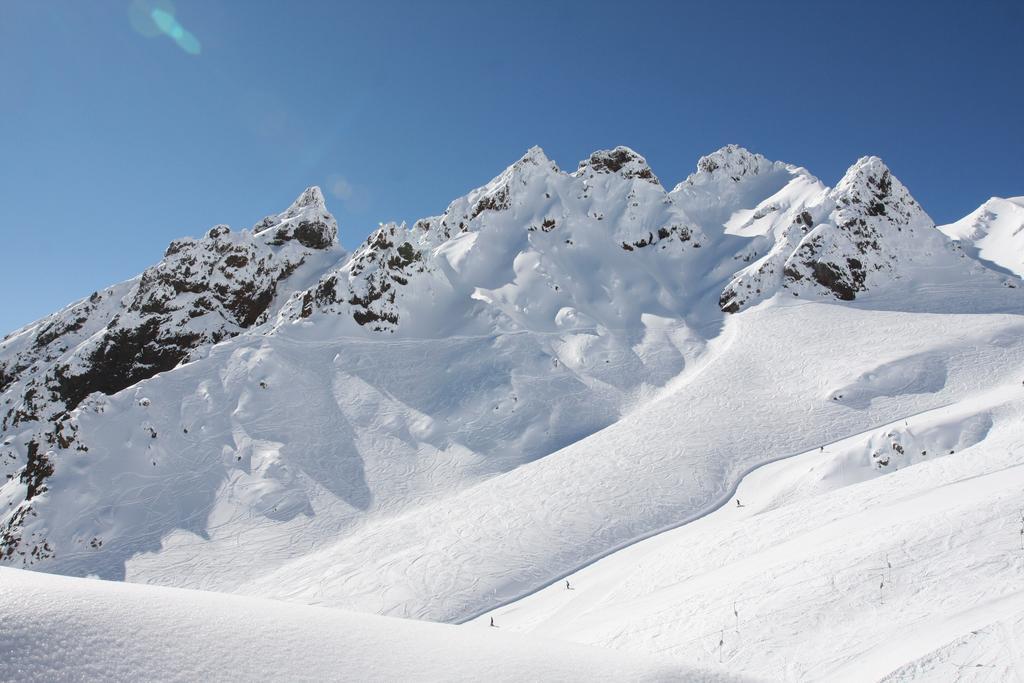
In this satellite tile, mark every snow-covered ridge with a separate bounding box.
[0,143,1020,626]
[678,143,782,188]
[1,567,738,682]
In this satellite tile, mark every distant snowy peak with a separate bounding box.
[575,146,660,185]
[284,145,1019,334]
[782,157,933,298]
[719,156,991,313]
[415,147,561,241]
[284,184,328,213]
[939,196,1024,277]
[680,144,782,188]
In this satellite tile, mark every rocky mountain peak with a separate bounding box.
[829,156,931,231]
[253,186,338,250]
[515,145,555,169]
[681,144,779,189]
[575,146,659,184]
[718,157,959,313]
[286,185,327,213]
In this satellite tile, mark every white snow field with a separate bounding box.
[2,144,1024,680]
[473,368,1024,681]
[233,299,1024,625]
[0,567,742,682]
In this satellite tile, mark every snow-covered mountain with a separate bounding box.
[1,144,1022,680]
[939,195,1024,277]
[718,156,1015,312]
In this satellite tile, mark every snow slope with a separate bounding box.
[0,567,740,682]
[473,366,1024,681]
[940,196,1024,277]
[233,300,1024,624]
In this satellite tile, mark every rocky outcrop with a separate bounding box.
[291,222,427,332]
[576,147,660,185]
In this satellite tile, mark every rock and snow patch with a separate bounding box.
[679,144,782,187]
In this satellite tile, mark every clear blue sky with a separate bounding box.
[1,0,1021,334]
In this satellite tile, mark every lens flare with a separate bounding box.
[128,0,201,55]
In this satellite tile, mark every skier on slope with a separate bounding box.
[736,499,743,508]
[566,580,571,590]
[490,617,495,627]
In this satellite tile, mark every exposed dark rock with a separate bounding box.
[292,220,335,250]
[53,319,198,412]
[21,441,53,501]
[207,225,230,240]
[809,261,856,301]
[223,254,249,269]
[579,147,659,184]
[719,292,740,314]
[470,187,511,220]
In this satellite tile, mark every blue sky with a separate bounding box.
[1,0,1021,333]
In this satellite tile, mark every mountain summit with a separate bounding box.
[0,145,1019,614]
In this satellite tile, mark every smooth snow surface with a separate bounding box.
[0,567,741,682]
[475,367,1024,681]
[940,196,1024,276]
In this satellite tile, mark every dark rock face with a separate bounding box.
[697,156,720,174]
[718,291,741,314]
[51,319,200,413]
[292,220,335,249]
[258,186,338,250]
[810,261,856,301]
[621,224,694,252]
[38,205,332,418]
[20,441,53,501]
